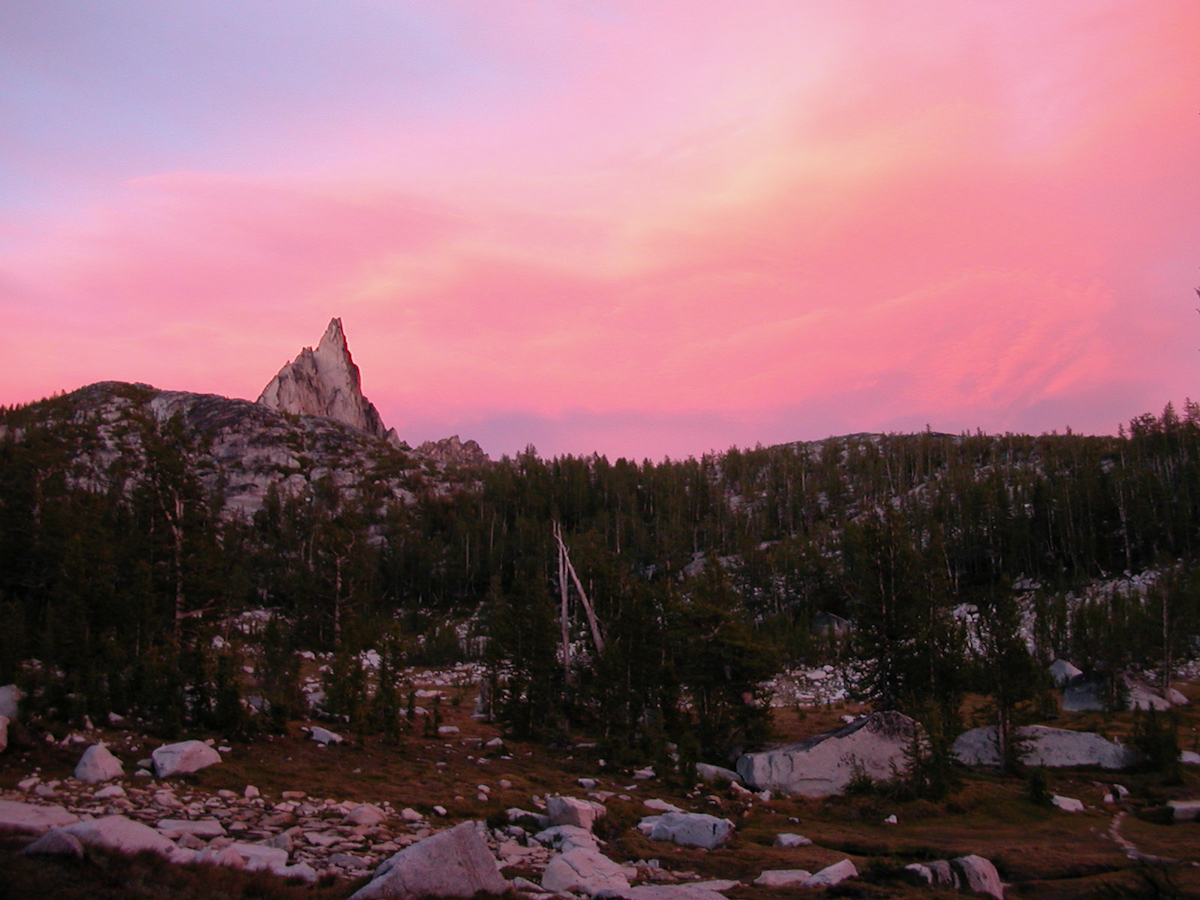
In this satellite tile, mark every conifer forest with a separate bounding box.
[3,387,1199,770]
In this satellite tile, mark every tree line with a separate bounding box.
[1,390,1199,766]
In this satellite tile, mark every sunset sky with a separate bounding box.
[2,2,1198,460]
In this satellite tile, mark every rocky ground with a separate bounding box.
[2,670,1200,899]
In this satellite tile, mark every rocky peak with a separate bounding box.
[416,435,489,467]
[257,318,393,440]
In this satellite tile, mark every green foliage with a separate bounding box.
[1026,766,1053,807]
[1130,707,1182,780]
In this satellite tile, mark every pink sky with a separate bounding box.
[2,2,1199,460]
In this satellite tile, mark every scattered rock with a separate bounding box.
[350,821,508,899]
[605,888,731,900]
[737,711,916,797]
[74,744,125,783]
[152,740,222,778]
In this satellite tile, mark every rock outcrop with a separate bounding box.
[258,318,393,441]
[416,435,488,467]
[737,711,916,797]
[952,725,1141,770]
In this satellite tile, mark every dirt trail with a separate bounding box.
[1108,812,1182,865]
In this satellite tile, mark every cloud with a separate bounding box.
[2,1,1198,458]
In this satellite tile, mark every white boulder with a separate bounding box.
[737,711,916,797]
[774,833,812,848]
[152,740,222,778]
[0,799,81,834]
[695,763,742,784]
[754,869,812,887]
[952,725,1140,770]
[351,821,508,899]
[1168,800,1200,822]
[905,863,933,883]
[74,744,124,783]
[547,795,606,831]
[1049,659,1083,686]
[0,684,21,720]
[344,803,387,827]
[541,847,633,896]
[951,855,1004,899]
[19,828,86,859]
[156,818,227,838]
[803,859,857,887]
[601,887,731,900]
[61,815,178,855]
[309,726,344,745]
[638,812,734,849]
[534,824,601,852]
[226,841,291,872]
[1052,795,1085,813]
